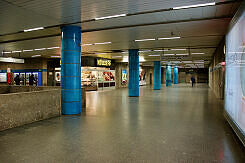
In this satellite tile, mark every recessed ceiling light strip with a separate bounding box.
[173,2,216,10]
[164,54,175,56]
[149,55,160,57]
[171,49,186,51]
[24,27,44,32]
[135,39,156,42]
[12,50,22,53]
[94,42,112,45]
[158,37,181,40]
[192,53,205,55]
[34,48,46,51]
[32,55,41,57]
[47,47,60,50]
[112,56,122,58]
[2,51,11,54]
[23,49,33,52]
[95,14,127,20]
[82,44,93,46]
[176,54,189,56]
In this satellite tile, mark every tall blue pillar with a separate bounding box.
[153,61,161,90]
[174,66,178,84]
[128,49,139,97]
[61,26,81,115]
[166,65,172,87]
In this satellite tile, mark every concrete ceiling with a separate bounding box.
[0,0,242,68]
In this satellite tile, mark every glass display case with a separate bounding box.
[81,67,116,90]
[81,69,98,91]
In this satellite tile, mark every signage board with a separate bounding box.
[96,58,111,67]
[0,73,7,82]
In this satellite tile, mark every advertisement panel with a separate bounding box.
[122,69,127,85]
[225,7,245,136]
[0,73,7,82]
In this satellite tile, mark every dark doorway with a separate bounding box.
[150,73,152,85]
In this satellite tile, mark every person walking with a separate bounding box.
[191,76,196,87]
[29,74,35,86]
[14,75,21,85]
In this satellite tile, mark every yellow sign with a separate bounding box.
[97,59,111,67]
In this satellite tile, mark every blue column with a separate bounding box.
[173,66,178,84]
[128,49,139,97]
[153,61,161,90]
[166,65,172,87]
[61,26,81,115]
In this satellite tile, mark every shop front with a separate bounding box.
[54,57,116,91]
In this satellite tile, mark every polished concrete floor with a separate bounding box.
[0,84,244,162]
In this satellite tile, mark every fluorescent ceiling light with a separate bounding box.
[173,2,215,10]
[135,38,155,42]
[158,37,180,40]
[95,14,126,20]
[94,42,112,45]
[2,51,11,54]
[112,56,122,58]
[35,48,46,51]
[82,44,93,46]
[172,61,181,63]
[122,52,128,54]
[148,55,160,57]
[229,52,245,54]
[176,53,189,56]
[164,54,175,56]
[23,49,33,52]
[171,49,186,51]
[51,56,60,58]
[95,53,107,55]
[154,50,164,52]
[194,62,204,64]
[183,61,192,63]
[139,50,151,52]
[47,47,60,50]
[192,52,205,55]
[32,55,41,57]
[0,57,24,63]
[24,27,44,32]
[12,50,22,53]
[122,56,145,62]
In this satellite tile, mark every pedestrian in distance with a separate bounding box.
[14,75,21,85]
[191,76,195,87]
[29,74,36,86]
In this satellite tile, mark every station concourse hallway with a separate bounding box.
[0,84,244,162]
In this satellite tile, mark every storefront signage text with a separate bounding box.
[97,59,111,67]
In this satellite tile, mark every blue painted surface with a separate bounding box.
[61,26,81,115]
[173,66,178,84]
[166,65,172,87]
[128,49,139,97]
[38,72,42,86]
[153,61,161,90]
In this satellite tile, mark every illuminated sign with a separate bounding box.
[97,59,111,67]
